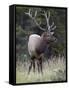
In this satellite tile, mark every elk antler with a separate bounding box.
[25,9,46,31]
[25,9,56,32]
[43,11,56,32]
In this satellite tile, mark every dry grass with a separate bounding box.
[16,56,66,84]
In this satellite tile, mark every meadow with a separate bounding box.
[16,56,66,83]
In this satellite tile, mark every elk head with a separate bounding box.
[41,11,57,43]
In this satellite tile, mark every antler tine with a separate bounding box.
[34,10,37,17]
[44,11,51,32]
[44,11,56,32]
[51,26,56,30]
[50,22,54,28]
[25,8,32,17]
[47,11,51,32]
[25,9,38,19]
[25,9,46,31]
[29,9,31,15]
[44,11,47,20]
[50,22,56,31]
[48,11,50,20]
[44,11,50,22]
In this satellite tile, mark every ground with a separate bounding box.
[16,56,66,83]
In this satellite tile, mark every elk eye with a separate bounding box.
[47,35,50,37]
[43,34,46,37]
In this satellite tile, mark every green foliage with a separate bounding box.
[16,25,27,37]
[16,6,66,58]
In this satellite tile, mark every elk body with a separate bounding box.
[25,9,57,74]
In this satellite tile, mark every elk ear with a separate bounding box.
[51,32,54,35]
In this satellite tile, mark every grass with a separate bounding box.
[16,56,66,83]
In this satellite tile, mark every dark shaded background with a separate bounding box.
[16,6,67,62]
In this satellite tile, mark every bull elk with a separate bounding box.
[25,9,57,74]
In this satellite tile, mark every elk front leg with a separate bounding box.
[37,60,40,73]
[28,59,32,74]
[39,56,43,74]
[32,59,35,73]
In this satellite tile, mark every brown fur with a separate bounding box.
[28,32,56,74]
